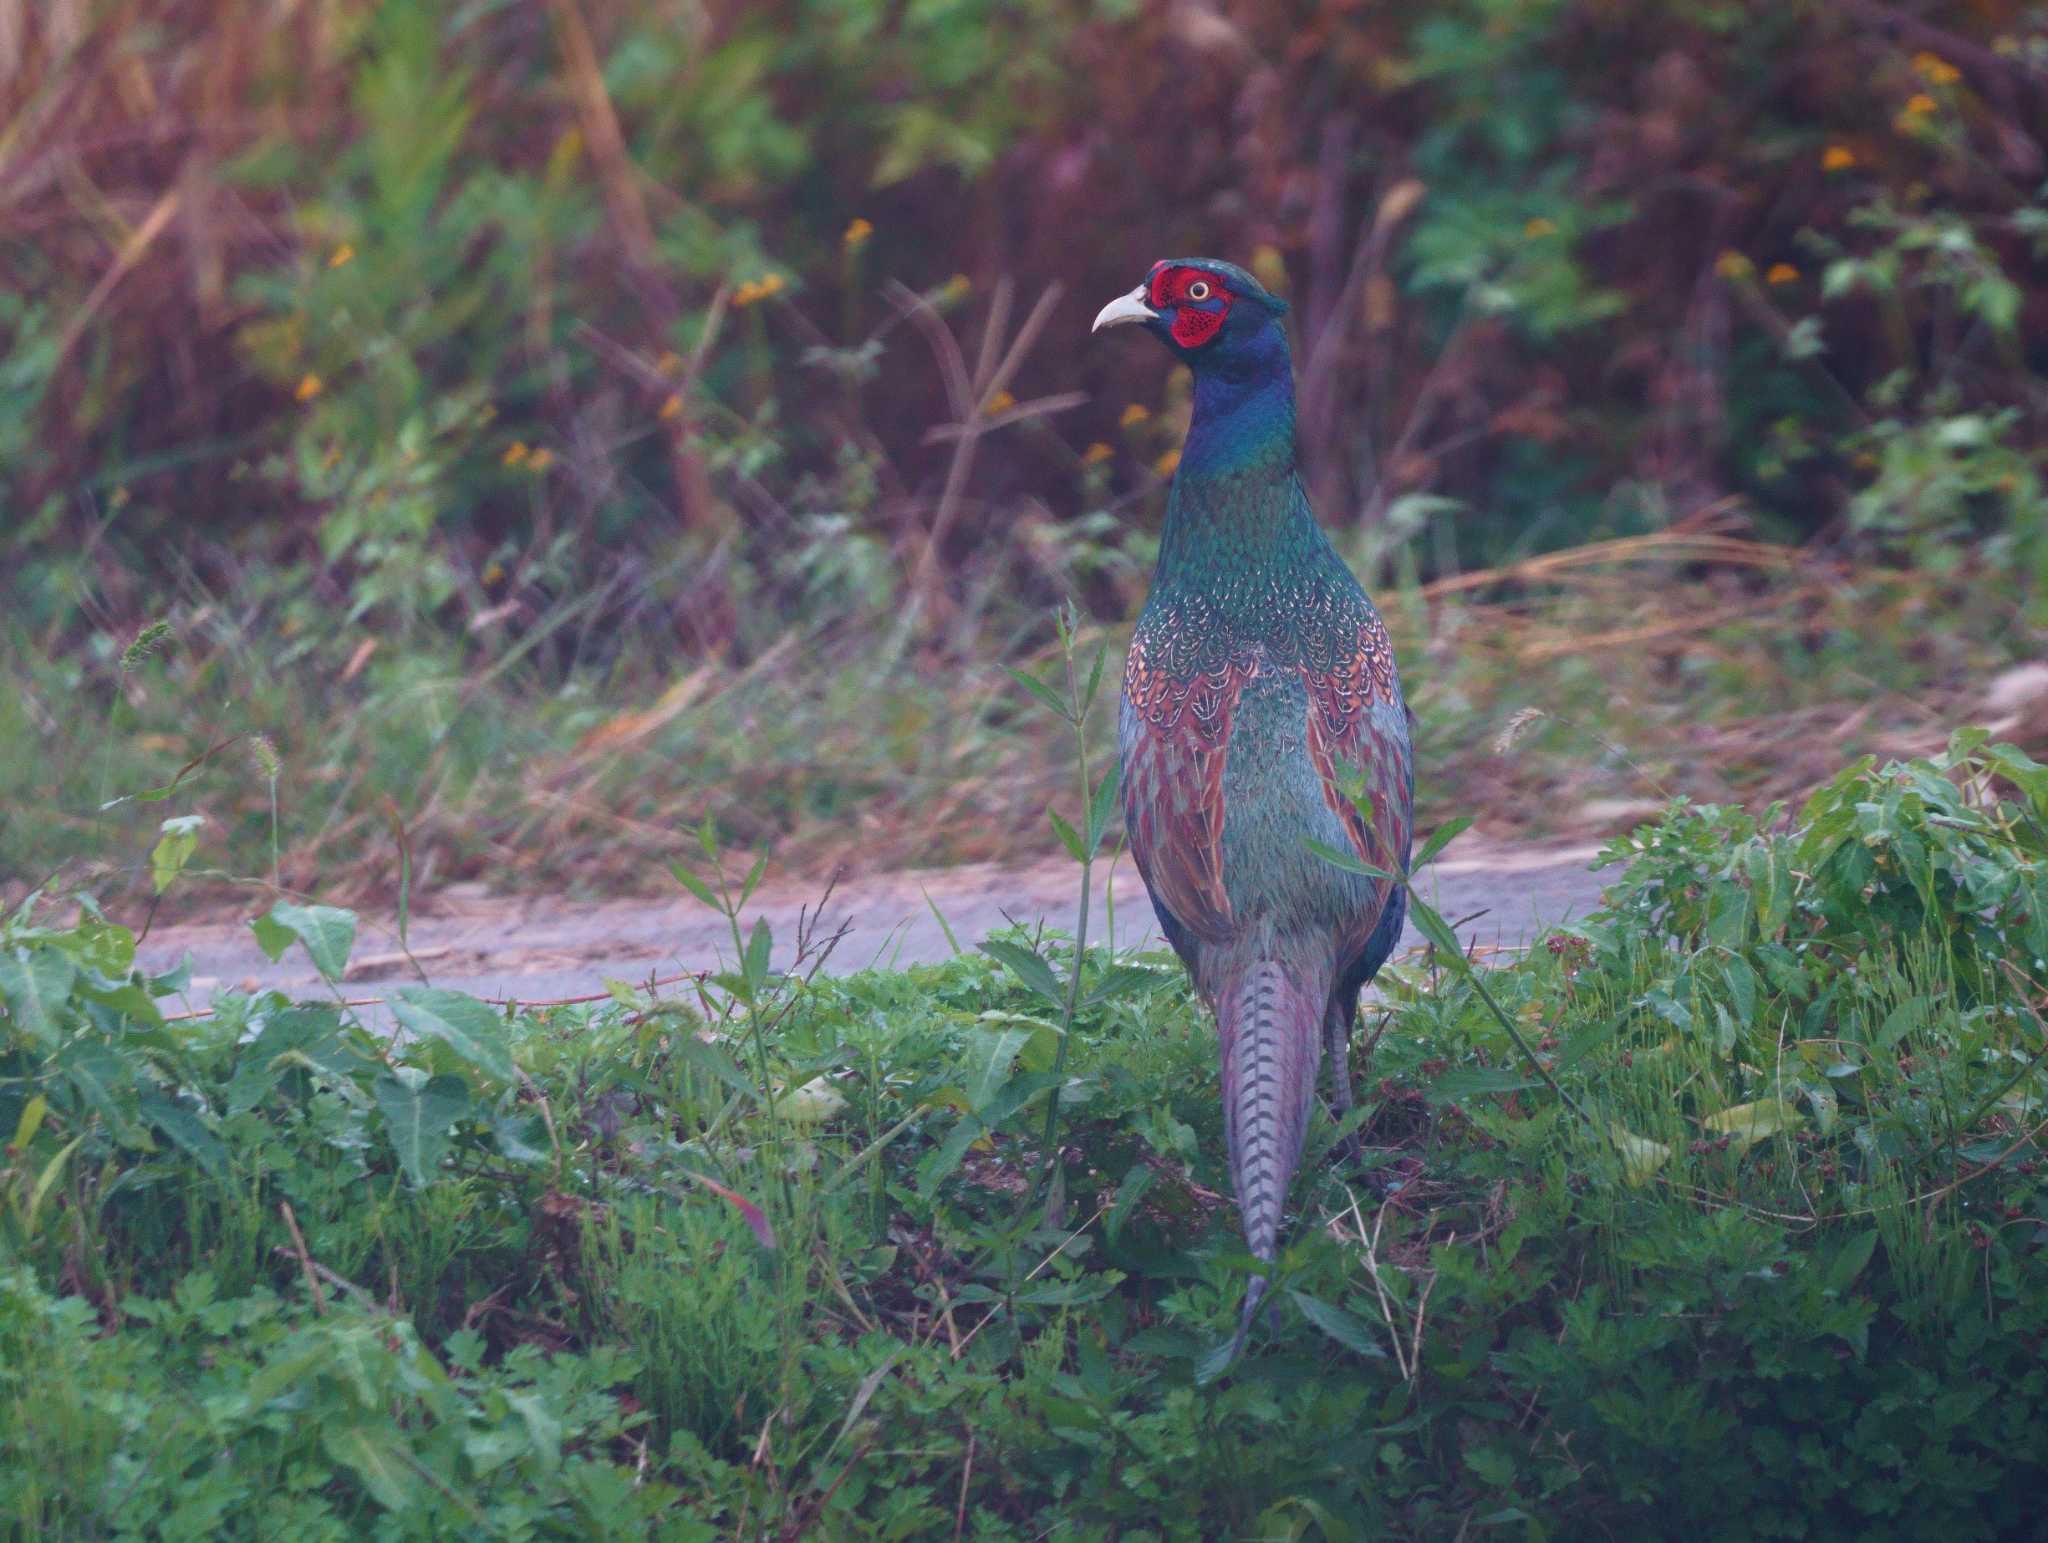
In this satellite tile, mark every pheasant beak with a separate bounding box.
[1091,286,1156,333]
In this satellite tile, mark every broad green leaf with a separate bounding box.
[150,814,204,895]
[10,1094,47,1150]
[1701,1098,1801,1154]
[138,1088,230,1181]
[979,938,1064,1006]
[1082,963,1162,1008]
[676,1037,762,1104]
[0,946,75,1045]
[373,1071,470,1186]
[253,901,357,981]
[1825,1229,1881,1295]
[963,1026,1035,1111]
[1289,1290,1389,1358]
[1106,1160,1155,1241]
[1608,1124,1671,1187]
[60,1040,140,1141]
[324,1424,425,1513]
[391,987,516,1083]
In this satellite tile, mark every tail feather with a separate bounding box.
[1218,958,1326,1323]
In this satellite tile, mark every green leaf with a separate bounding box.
[138,1088,230,1181]
[253,901,357,981]
[979,938,1064,1006]
[1288,1290,1389,1358]
[1411,816,1473,874]
[373,1071,470,1186]
[324,1423,425,1513]
[1048,809,1085,862]
[1085,761,1123,854]
[1405,895,1464,961]
[391,988,516,1083]
[0,946,76,1045]
[676,1037,762,1104]
[669,860,717,907]
[1607,1124,1672,1187]
[1106,1161,1155,1241]
[150,814,204,895]
[1003,664,1073,723]
[963,1026,1035,1112]
[1082,963,1163,1008]
[60,1040,140,1141]
[1825,1229,1880,1295]
[1303,837,1395,882]
[742,917,773,994]
[1701,1098,1801,1154]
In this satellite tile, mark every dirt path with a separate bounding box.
[137,840,1611,1017]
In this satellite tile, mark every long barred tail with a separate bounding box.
[1218,959,1326,1336]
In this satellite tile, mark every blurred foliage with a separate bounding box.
[4,0,2048,898]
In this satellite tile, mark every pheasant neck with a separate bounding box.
[1155,327,1314,588]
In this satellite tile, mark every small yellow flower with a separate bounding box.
[481,560,505,586]
[1153,448,1181,478]
[1714,251,1753,280]
[526,447,555,473]
[941,273,972,301]
[1765,263,1799,285]
[1911,51,1961,85]
[1523,217,1558,239]
[733,280,764,307]
[983,389,1017,415]
[1081,441,1114,465]
[1903,92,1937,116]
[294,373,323,402]
[1822,145,1856,171]
[843,217,874,247]
[760,272,785,298]
[655,350,682,374]
[502,440,530,467]
[659,393,684,421]
[1119,403,1151,428]
[328,244,355,269]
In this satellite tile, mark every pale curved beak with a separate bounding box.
[1091,286,1157,333]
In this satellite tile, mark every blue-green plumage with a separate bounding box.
[1096,257,1414,1336]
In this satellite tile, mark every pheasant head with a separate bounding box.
[1091,258,1290,364]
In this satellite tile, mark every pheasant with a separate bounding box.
[1094,259,1414,1335]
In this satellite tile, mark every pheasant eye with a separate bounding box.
[1186,280,1212,301]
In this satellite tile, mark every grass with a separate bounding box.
[3,728,2046,1536]
[5,510,2034,921]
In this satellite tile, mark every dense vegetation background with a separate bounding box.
[5,0,2047,901]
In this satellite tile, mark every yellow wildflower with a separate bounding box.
[502,440,530,467]
[843,217,874,247]
[526,447,555,473]
[294,373,323,402]
[1765,263,1799,285]
[1081,441,1114,465]
[1911,52,1960,85]
[1119,403,1151,428]
[1822,145,1856,171]
[655,350,682,374]
[1904,93,1937,115]
[659,393,684,421]
[481,560,505,585]
[984,389,1016,415]
[732,280,764,307]
[328,244,355,269]
[1153,448,1181,478]
[1523,217,1558,239]
[1714,251,1753,280]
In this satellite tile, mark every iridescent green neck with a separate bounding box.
[1155,324,1314,587]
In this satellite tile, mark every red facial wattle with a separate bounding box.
[1147,264,1233,350]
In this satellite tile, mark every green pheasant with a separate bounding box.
[1095,259,1414,1333]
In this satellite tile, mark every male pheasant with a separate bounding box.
[1094,259,1414,1333]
